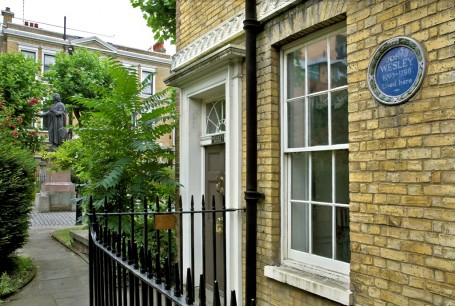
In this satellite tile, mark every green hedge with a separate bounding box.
[0,140,36,262]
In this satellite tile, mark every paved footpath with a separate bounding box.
[4,209,89,306]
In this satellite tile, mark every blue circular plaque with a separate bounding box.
[368,37,426,105]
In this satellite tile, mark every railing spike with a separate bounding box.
[213,280,221,306]
[127,239,133,265]
[185,268,194,304]
[121,232,127,261]
[146,249,153,278]
[111,231,116,254]
[174,262,181,297]
[107,229,112,251]
[199,274,206,306]
[230,291,237,306]
[140,246,146,273]
[164,256,171,290]
[133,241,139,269]
[155,252,161,284]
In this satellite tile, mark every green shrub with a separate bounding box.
[0,140,36,261]
[0,255,35,299]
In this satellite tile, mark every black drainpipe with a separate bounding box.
[243,0,262,304]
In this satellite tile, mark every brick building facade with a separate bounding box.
[167,0,454,305]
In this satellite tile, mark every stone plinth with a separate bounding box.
[35,160,76,212]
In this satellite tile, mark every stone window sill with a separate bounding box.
[264,265,352,305]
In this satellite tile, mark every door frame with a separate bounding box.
[179,61,243,300]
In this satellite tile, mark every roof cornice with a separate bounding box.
[2,27,171,65]
[171,0,299,71]
[165,44,245,87]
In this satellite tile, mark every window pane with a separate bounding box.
[309,94,328,146]
[205,99,225,134]
[287,98,305,148]
[21,50,36,60]
[312,150,332,202]
[331,89,348,144]
[43,54,55,72]
[291,152,309,200]
[287,49,305,99]
[291,202,309,252]
[307,39,328,94]
[141,71,153,95]
[335,150,349,204]
[335,207,350,262]
[312,205,332,258]
[330,33,347,88]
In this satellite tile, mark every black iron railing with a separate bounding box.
[88,195,247,306]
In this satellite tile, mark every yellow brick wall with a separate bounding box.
[176,0,244,50]
[253,1,348,305]
[174,0,454,304]
[347,0,455,305]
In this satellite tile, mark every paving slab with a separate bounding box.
[4,212,89,306]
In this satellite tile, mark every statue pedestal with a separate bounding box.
[35,159,76,212]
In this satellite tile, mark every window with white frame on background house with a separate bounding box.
[20,49,36,61]
[282,26,349,275]
[43,53,56,73]
[141,69,154,95]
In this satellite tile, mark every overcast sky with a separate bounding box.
[2,0,175,54]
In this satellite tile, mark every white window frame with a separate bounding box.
[42,51,57,74]
[140,67,156,96]
[281,24,349,276]
[19,46,38,61]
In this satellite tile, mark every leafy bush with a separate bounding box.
[0,256,35,299]
[0,52,48,153]
[0,140,36,261]
[49,58,178,209]
[43,48,114,127]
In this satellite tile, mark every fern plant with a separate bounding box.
[49,58,178,210]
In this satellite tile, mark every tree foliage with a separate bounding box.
[49,57,178,209]
[0,52,48,152]
[0,139,36,262]
[130,0,176,44]
[43,48,114,127]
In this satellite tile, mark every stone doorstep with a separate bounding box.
[70,229,89,256]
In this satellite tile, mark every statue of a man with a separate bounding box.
[38,93,68,149]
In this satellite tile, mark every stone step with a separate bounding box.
[70,229,89,258]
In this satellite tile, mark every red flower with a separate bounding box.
[12,130,18,138]
[17,117,23,123]
[29,98,39,105]
[30,130,36,136]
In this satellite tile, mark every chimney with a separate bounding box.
[152,41,166,53]
[2,7,14,25]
